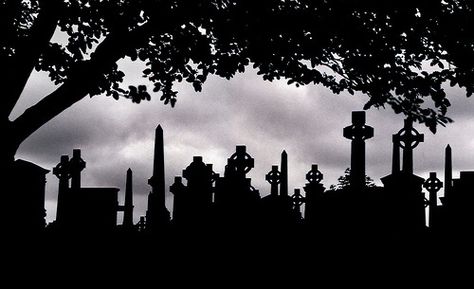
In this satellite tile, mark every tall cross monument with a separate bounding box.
[343,111,374,191]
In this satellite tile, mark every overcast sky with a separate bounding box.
[11,59,474,224]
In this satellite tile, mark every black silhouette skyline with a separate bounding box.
[15,75,474,225]
[14,110,470,240]
[8,113,471,280]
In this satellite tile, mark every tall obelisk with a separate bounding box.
[122,168,134,229]
[280,150,288,197]
[146,125,170,231]
[444,144,452,202]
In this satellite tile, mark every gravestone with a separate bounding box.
[280,150,288,197]
[445,171,474,234]
[176,156,216,224]
[442,145,452,206]
[146,125,170,232]
[381,119,426,234]
[261,162,294,226]
[213,146,260,226]
[423,172,443,229]
[303,164,326,225]
[118,168,135,230]
[69,149,86,190]
[266,165,281,197]
[227,145,254,177]
[393,119,424,174]
[53,155,71,224]
[343,111,373,191]
[170,176,187,224]
[291,188,305,222]
[9,160,49,232]
[53,150,120,232]
[182,157,215,205]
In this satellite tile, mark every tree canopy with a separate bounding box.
[2,0,474,162]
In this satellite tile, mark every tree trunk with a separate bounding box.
[1,118,21,232]
[1,119,19,165]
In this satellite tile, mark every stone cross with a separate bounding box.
[343,111,374,190]
[182,156,207,182]
[69,149,86,190]
[228,145,254,177]
[53,155,70,188]
[306,164,323,184]
[183,156,215,203]
[291,188,306,219]
[53,155,71,223]
[170,176,187,222]
[423,172,443,228]
[303,164,325,223]
[266,165,281,197]
[393,119,424,174]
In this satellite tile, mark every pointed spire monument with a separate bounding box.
[280,150,288,197]
[444,144,452,203]
[122,168,134,229]
[146,125,170,231]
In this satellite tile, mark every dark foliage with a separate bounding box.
[329,168,376,191]
[2,0,474,163]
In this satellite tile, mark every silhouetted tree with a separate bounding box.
[2,0,474,168]
[329,168,376,191]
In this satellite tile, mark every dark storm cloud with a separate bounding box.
[14,62,474,223]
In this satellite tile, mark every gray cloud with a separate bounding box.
[14,62,474,223]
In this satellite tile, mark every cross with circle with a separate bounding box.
[393,119,424,174]
[291,188,306,215]
[343,111,373,190]
[423,172,443,228]
[53,155,71,181]
[266,165,281,196]
[306,164,323,184]
[423,172,443,193]
[228,145,254,176]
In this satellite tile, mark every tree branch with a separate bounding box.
[1,0,60,120]
[10,76,89,147]
[10,23,152,146]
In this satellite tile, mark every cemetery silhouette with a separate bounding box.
[8,111,474,258]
